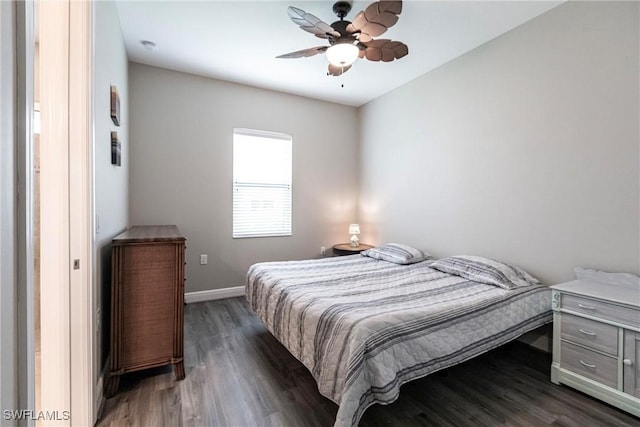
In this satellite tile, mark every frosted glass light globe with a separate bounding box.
[326,43,359,67]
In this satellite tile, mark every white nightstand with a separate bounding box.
[550,279,640,416]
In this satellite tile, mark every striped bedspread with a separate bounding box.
[246,255,552,426]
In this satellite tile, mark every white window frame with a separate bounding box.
[232,128,292,238]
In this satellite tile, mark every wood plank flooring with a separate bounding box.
[97,297,639,427]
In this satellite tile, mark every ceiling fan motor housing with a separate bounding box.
[330,20,353,38]
[329,21,364,55]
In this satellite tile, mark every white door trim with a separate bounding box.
[69,1,94,425]
[39,0,94,425]
[39,0,71,422]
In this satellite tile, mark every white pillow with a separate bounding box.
[430,255,540,290]
[361,243,430,265]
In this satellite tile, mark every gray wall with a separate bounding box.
[129,63,359,292]
[0,0,17,421]
[358,1,639,285]
[93,0,129,372]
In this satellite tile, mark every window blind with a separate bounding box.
[232,128,292,238]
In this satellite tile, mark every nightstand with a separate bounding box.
[550,279,640,417]
[332,243,374,256]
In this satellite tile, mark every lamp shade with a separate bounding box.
[348,224,360,235]
[326,43,359,67]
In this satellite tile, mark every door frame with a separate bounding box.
[68,1,95,423]
[36,0,95,425]
[14,0,36,424]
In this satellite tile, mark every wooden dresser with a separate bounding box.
[550,279,640,416]
[105,225,186,397]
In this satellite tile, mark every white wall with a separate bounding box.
[93,0,129,374]
[129,63,359,292]
[359,1,639,285]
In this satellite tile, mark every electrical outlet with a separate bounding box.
[200,254,208,265]
[320,246,326,255]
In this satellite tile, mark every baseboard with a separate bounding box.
[185,286,245,303]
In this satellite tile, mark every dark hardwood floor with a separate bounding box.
[97,297,639,427]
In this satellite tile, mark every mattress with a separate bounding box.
[246,255,552,426]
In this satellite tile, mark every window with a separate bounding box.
[233,128,292,238]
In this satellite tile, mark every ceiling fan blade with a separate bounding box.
[276,46,328,59]
[346,11,367,33]
[287,6,341,39]
[346,1,402,38]
[364,2,400,28]
[355,32,373,43]
[369,1,402,17]
[362,39,408,62]
[327,63,352,76]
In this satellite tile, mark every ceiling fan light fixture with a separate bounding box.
[277,1,408,76]
[326,43,359,67]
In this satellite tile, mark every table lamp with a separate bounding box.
[349,224,360,247]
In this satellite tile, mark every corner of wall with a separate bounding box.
[92,0,130,412]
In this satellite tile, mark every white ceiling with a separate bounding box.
[115,1,562,107]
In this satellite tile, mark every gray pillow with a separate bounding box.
[361,243,430,265]
[430,255,540,290]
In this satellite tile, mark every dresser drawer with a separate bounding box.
[561,341,617,389]
[561,314,618,355]
[562,293,639,329]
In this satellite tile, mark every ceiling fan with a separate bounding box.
[276,1,409,76]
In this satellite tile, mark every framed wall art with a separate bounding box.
[110,85,120,126]
[111,131,121,166]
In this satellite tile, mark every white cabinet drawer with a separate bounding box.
[623,330,640,397]
[561,341,618,389]
[562,294,639,329]
[561,314,618,355]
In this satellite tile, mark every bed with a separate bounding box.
[245,248,552,427]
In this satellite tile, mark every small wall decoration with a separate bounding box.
[111,132,121,166]
[110,85,120,126]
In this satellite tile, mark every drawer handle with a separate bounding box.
[578,329,596,336]
[623,359,633,366]
[579,360,596,369]
[578,303,596,310]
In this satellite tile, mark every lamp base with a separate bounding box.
[350,235,359,247]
